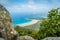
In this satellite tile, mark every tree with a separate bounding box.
[38,8,60,40]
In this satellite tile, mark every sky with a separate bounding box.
[0,0,60,18]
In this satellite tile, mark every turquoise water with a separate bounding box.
[10,13,46,25]
[11,13,32,25]
[12,19,32,25]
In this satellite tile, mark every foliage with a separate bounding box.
[14,8,60,40]
[38,8,60,40]
[14,26,38,39]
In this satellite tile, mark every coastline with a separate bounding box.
[16,19,40,27]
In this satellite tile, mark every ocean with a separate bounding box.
[10,13,47,25]
[12,19,32,25]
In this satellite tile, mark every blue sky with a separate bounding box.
[0,0,60,18]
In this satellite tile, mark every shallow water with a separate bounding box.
[12,19,32,25]
[10,13,44,25]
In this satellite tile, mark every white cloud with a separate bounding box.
[7,4,52,14]
[0,0,8,4]
[5,0,60,14]
[28,0,35,5]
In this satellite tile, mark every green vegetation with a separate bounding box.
[23,21,40,32]
[15,26,38,39]
[38,8,60,40]
[15,8,60,40]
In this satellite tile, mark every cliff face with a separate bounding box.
[0,4,18,40]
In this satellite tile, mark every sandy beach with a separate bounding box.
[17,19,40,27]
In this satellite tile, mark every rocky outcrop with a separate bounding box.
[0,4,19,40]
[43,37,60,40]
[19,36,34,40]
[0,38,4,40]
[0,4,35,40]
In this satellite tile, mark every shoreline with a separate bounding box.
[16,19,40,27]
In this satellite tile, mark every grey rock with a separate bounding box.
[19,36,34,40]
[0,38,4,40]
[0,4,34,40]
[43,37,60,40]
[0,4,19,40]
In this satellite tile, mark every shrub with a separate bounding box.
[14,26,38,39]
[38,8,60,40]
